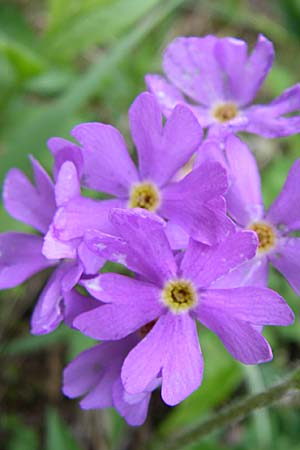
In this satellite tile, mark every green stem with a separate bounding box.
[152,366,300,450]
[244,365,272,449]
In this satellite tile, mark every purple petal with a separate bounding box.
[112,378,151,426]
[71,123,139,196]
[64,288,100,328]
[160,162,233,244]
[167,202,234,246]
[63,336,136,407]
[163,161,228,203]
[232,34,274,106]
[0,232,53,289]
[270,237,300,294]
[85,230,144,273]
[194,138,227,169]
[197,287,294,325]
[161,313,203,406]
[244,85,300,137]
[212,257,269,288]
[48,137,83,181]
[55,161,80,207]
[180,230,258,288]
[163,36,225,106]
[79,336,139,410]
[77,240,105,274]
[214,37,248,104]
[128,92,162,180]
[109,208,177,285]
[165,222,189,250]
[122,312,203,405]
[145,75,213,127]
[53,197,122,241]
[3,157,55,233]
[43,223,78,260]
[63,344,105,398]
[259,83,300,116]
[121,314,168,395]
[195,136,264,226]
[80,365,117,409]
[61,260,83,291]
[74,277,163,340]
[224,135,264,226]
[145,74,187,116]
[198,310,273,364]
[31,261,80,335]
[266,160,300,231]
[129,92,202,186]
[81,273,160,303]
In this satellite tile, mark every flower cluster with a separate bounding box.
[1,34,300,426]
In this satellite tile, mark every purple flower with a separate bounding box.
[146,35,300,138]
[63,333,159,426]
[50,92,232,246]
[197,134,300,292]
[73,208,293,406]
[0,150,103,335]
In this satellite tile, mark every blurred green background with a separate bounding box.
[1,0,300,449]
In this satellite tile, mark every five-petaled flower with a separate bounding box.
[146,34,300,138]
[0,150,103,335]
[47,92,232,247]
[196,134,300,292]
[74,208,294,405]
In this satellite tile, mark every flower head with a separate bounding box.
[74,208,293,405]
[197,134,300,292]
[0,148,103,335]
[63,333,158,426]
[50,92,232,246]
[146,34,300,138]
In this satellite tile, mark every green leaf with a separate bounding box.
[0,37,44,79]
[25,68,77,95]
[44,0,164,61]
[1,415,39,450]
[277,0,300,38]
[265,63,298,96]
[0,4,36,46]
[46,408,82,450]
[0,0,184,184]
[47,0,112,30]
[0,4,45,79]
[1,325,71,356]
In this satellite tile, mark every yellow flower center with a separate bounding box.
[162,279,197,313]
[249,222,276,253]
[129,182,160,212]
[212,102,238,123]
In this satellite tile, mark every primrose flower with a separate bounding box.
[74,209,293,406]
[63,333,160,426]
[197,134,300,292]
[50,92,232,246]
[0,150,103,335]
[146,34,300,138]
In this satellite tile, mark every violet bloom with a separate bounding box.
[51,92,232,246]
[63,333,159,426]
[74,209,293,406]
[0,152,103,335]
[146,34,300,138]
[62,289,155,426]
[197,134,300,292]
